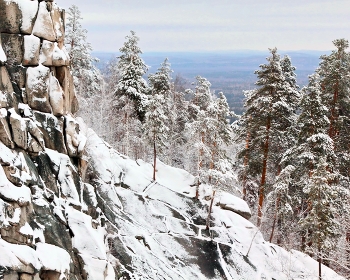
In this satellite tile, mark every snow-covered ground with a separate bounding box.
[82,127,344,280]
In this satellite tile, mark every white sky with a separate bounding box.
[56,0,350,52]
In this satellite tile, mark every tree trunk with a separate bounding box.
[206,190,216,230]
[269,194,280,243]
[319,258,322,280]
[153,137,156,181]
[242,131,250,200]
[257,116,271,227]
[328,80,339,139]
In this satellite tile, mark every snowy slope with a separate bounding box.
[83,127,344,280]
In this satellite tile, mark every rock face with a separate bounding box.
[0,1,346,280]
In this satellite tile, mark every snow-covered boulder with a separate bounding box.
[26,65,52,113]
[39,40,54,66]
[50,3,65,44]
[17,0,38,35]
[52,43,68,66]
[32,2,56,42]
[22,35,40,66]
[217,191,252,219]
[48,72,64,116]
[0,0,38,35]
[65,115,87,158]
[9,109,27,150]
[33,111,67,154]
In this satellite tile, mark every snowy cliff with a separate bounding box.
[0,0,345,279]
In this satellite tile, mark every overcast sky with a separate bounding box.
[56,0,350,52]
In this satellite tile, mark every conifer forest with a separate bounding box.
[67,4,350,279]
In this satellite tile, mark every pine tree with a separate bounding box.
[270,73,334,247]
[65,5,101,98]
[317,39,350,183]
[167,83,189,168]
[317,39,350,273]
[144,58,172,180]
[115,31,149,122]
[299,157,341,279]
[186,76,234,197]
[234,48,299,227]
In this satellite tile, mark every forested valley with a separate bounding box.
[67,4,350,278]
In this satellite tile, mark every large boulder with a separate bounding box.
[48,73,64,116]
[17,0,39,35]
[0,0,38,35]
[25,65,52,113]
[32,2,56,42]
[0,0,21,34]
[0,67,14,94]
[65,115,87,158]
[33,111,67,154]
[52,43,68,66]
[0,33,24,65]
[22,35,40,66]
[50,3,65,45]
[55,66,78,115]
[217,192,252,220]
[39,40,54,66]
[8,109,27,150]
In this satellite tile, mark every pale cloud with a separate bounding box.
[56,0,350,52]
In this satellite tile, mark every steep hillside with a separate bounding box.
[0,0,345,279]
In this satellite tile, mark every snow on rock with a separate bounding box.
[48,72,64,116]
[217,191,251,219]
[9,108,27,150]
[57,154,80,205]
[65,115,87,158]
[50,2,65,43]
[0,35,6,64]
[26,64,52,113]
[52,42,68,66]
[39,40,54,66]
[0,161,31,205]
[17,0,38,35]
[66,206,106,259]
[32,1,56,42]
[0,108,14,148]
[36,242,71,275]
[22,35,40,66]
[84,127,345,280]
[152,159,195,196]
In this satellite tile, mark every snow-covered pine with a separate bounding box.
[317,39,350,185]
[273,73,348,266]
[65,5,101,98]
[115,30,149,123]
[299,157,341,279]
[234,48,299,227]
[186,77,234,199]
[144,58,172,180]
[166,81,190,169]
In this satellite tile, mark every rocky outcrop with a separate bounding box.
[0,1,90,279]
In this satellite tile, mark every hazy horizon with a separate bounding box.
[56,0,350,53]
